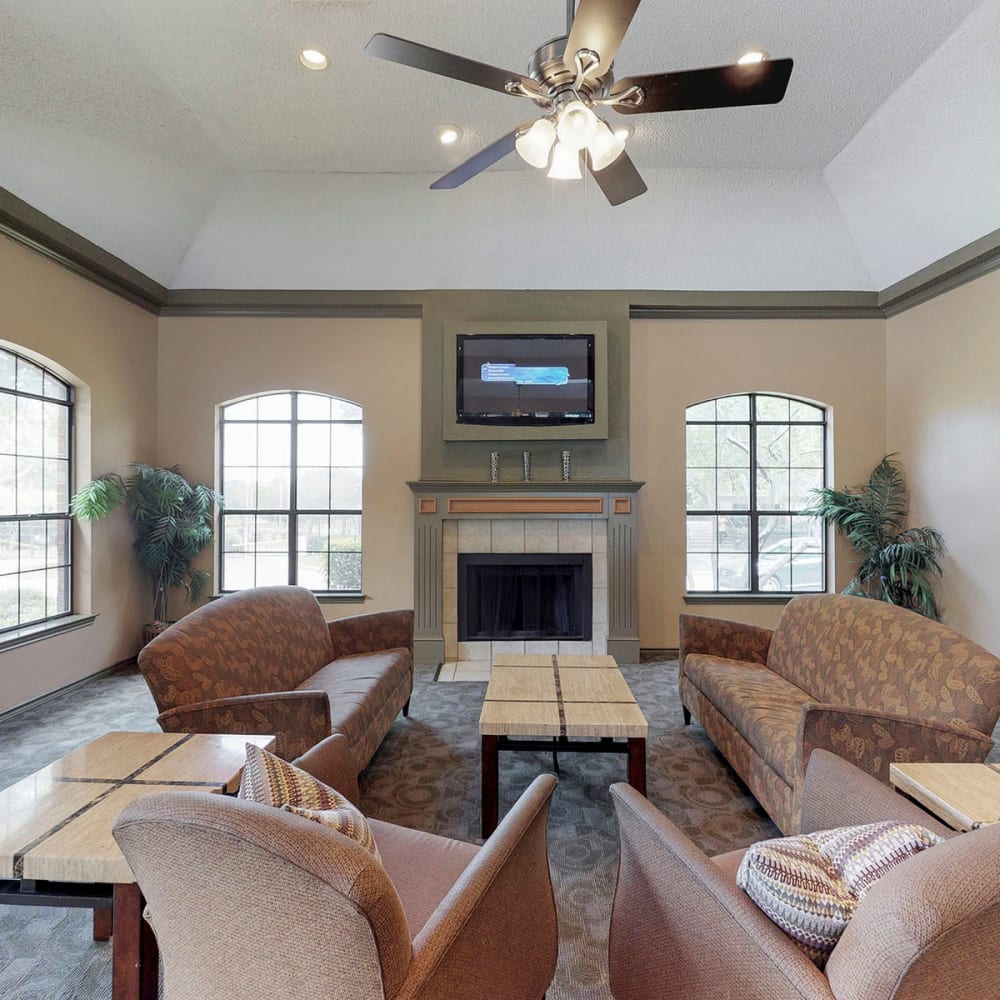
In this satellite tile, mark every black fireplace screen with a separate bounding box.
[457,553,592,641]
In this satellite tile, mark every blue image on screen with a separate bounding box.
[481,363,569,386]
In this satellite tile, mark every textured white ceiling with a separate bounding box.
[0,0,997,291]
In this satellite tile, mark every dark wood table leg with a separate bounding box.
[93,905,113,941]
[113,882,159,1000]
[482,734,499,839]
[628,737,647,796]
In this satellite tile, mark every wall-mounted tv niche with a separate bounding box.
[443,321,608,441]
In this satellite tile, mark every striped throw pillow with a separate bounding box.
[239,743,380,859]
[737,821,941,967]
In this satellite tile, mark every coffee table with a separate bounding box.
[889,761,1000,832]
[479,653,648,836]
[0,730,275,999]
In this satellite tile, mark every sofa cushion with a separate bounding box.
[737,821,942,968]
[239,743,379,857]
[684,654,809,784]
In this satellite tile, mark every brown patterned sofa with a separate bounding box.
[138,585,414,765]
[680,594,1000,833]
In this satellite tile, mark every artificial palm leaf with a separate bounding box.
[71,463,223,623]
[803,454,945,620]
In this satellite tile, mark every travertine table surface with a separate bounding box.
[890,761,1000,832]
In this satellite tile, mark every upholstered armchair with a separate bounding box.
[608,749,1000,1000]
[113,757,559,1000]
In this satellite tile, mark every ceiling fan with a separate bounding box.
[365,0,793,206]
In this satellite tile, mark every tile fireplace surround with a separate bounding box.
[407,481,643,664]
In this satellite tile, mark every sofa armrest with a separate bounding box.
[395,774,558,1000]
[327,609,414,659]
[799,703,995,785]
[798,749,954,838]
[678,614,773,673]
[292,733,361,806]
[156,690,332,761]
[608,784,830,1000]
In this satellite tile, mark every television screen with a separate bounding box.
[456,333,595,426]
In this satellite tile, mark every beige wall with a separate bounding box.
[156,316,422,618]
[630,317,887,649]
[0,236,158,713]
[886,269,1000,655]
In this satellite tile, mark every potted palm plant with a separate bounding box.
[803,454,945,619]
[71,463,223,638]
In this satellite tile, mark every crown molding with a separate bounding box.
[0,188,166,313]
[878,228,1000,317]
[2,188,999,319]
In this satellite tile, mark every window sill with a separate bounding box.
[212,592,368,603]
[0,614,98,654]
[683,594,826,606]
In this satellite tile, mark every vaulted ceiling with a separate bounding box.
[1,0,998,293]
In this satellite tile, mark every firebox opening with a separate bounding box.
[457,553,593,641]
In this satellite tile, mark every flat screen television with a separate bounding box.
[456,333,595,427]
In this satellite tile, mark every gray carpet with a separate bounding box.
[0,661,780,999]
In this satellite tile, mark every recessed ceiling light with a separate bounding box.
[737,50,767,65]
[437,124,462,145]
[612,124,634,142]
[299,49,328,70]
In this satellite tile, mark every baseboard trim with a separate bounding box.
[640,647,680,661]
[0,657,138,723]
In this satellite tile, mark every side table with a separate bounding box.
[889,761,1000,832]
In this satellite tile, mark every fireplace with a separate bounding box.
[458,553,593,642]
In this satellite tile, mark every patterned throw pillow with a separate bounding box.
[239,743,380,859]
[736,821,941,967]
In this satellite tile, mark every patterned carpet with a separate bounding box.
[0,661,780,999]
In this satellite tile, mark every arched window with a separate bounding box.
[686,393,826,595]
[218,391,362,594]
[0,347,73,632]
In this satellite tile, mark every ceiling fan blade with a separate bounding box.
[366,33,540,98]
[611,57,793,114]
[430,127,525,189]
[587,151,647,205]
[565,0,642,80]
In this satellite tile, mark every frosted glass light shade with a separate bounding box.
[515,118,556,168]
[547,142,582,180]
[556,100,598,151]
[587,119,625,171]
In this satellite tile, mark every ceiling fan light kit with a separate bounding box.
[365,0,793,205]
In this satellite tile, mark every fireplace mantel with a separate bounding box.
[407,480,643,664]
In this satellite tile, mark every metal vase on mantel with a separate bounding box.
[522,451,532,481]
[490,451,500,482]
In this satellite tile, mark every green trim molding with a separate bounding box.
[2,186,1000,318]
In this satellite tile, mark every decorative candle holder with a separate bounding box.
[561,450,571,481]
[490,451,500,483]
[522,450,532,481]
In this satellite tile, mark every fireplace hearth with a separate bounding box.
[458,553,593,641]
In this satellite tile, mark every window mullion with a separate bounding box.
[749,394,759,592]
[288,393,298,586]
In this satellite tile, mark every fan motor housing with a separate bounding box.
[528,36,614,103]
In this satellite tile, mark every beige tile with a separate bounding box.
[458,520,492,552]
[591,522,608,553]
[592,552,608,588]
[558,519,593,553]
[592,587,608,624]
[436,662,457,681]
[524,520,558,552]
[442,519,458,554]
[524,641,559,655]
[452,660,493,682]
[442,587,457,624]
[442,552,457,589]
[458,640,492,660]
[444,624,458,660]
[491,520,525,553]
[559,640,594,655]
[491,639,526,656]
